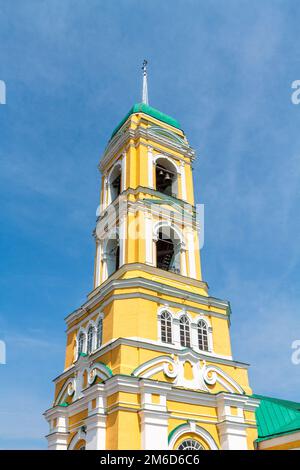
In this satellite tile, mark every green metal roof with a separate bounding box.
[253,394,300,442]
[110,102,181,139]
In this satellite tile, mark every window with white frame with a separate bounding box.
[160,310,172,344]
[87,326,95,354]
[179,315,191,348]
[78,332,85,355]
[198,319,209,351]
[97,318,103,349]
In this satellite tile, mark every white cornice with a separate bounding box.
[53,337,249,385]
[46,374,255,429]
[65,269,231,326]
[100,124,195,172]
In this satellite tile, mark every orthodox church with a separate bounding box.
[44,63,300,450]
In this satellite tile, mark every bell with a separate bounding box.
[164,172,171,181]
[159,169,164,176]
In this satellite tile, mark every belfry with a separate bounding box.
[44,63,259,450]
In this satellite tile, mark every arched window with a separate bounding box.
[78,332,85,355]
[97,318,103,349]
[177,439,204,450]
[198,319,209,351]
[155,157,178,197]
[156,226,181,274]
[160,311,172,344]
[87,326,95,354]
[179,315,190,348]
[105,236,120,277]
[108,164,121,203]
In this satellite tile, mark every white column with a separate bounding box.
[217,422,248,450]
[47,432,69,450]
[180,247,187,276]
[119,213,126,267]
[148,147,154,189]
[145,215,153,265]
[140,411,169,450]
[46,411,69,450]
[101,251,108,283]
[94,240,102,288]
[121,153,126,192]
[186,230,196,278]
[216,394,248,450]
[103,176,108,210]
[191,323,198,350]
[180,162,187,201]
[85,414,106,450]
[173,318,181,348]
[139,381,170,450]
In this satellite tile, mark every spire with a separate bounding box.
[142,59,149,105]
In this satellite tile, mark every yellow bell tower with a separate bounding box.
[44,63,259,451]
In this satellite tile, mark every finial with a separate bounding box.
[142,59,149,105]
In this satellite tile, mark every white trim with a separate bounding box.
[153,220,185,247]
[180,162,187,201]
[121,152,126,192]
[107,160,122,205]
[145,214,153,265]
[132,352,244,394]
[94,240,102,288]
[119,214,126,267]
[168,422,219,450]
[187,230,196,278]
[76,327,87,358]
[68,429,87,450]
[85,413,106,450]
[153,154,180,197]
[153,154,180,173]
[55,377,76,406]
[147,147,153,189]
[99,125,195,175]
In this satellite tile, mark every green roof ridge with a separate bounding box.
[110,102,181,139]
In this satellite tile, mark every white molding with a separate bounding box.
[85,413,106,450]
[119,213,126,267]
[47,431,69,450]
[67,290,228,337]
[145,214,153,265]
[54,336,240,384]
[132,353,245,394]
[187,230,196,278]
[168,422,219,450]
[99,125,195,174]
[68,429,87,450]
[152,153,180,173]
[121,152,126,192]
[147,146,153,189]
[107,159,122,206]
[180,162,187,201]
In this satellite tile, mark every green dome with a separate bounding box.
[111,102,181,139]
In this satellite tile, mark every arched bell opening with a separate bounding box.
[108,164,121,203]
[105,236,120,278]
[155,157,178,197]
[156,226,181,274]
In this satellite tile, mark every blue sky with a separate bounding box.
[1,0,300,449]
